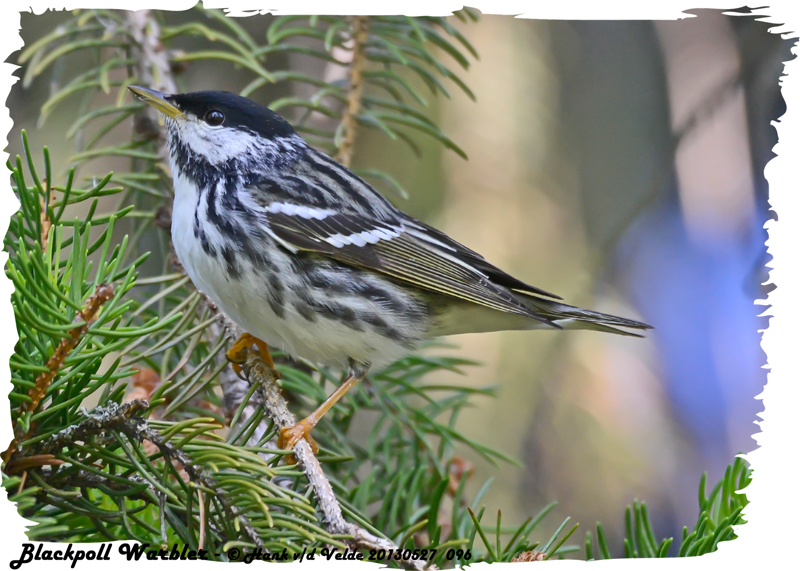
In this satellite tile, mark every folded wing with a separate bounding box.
[262,204,560,327]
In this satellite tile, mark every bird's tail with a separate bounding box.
[518,296,653,337]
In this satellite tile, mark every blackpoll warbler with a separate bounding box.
[129,86,651,454]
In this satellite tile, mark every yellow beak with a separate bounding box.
[128,85,185,120]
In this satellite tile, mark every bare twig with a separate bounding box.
[335,16,371,168]
[239,351,433,571]
[16,471,27,495]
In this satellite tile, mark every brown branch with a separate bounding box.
[4,455,64,476]
[239,351,433,571]
[335,16,371,168]
[3,283,115,464]
[198,489,206,550]
[32,399,149,457]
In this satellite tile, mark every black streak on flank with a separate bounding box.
[289,279,364,331]
[193,210,217,258]
[326,303,363,331]
[294,257,423,320]
[293,301,318,323]
[205,181,246,243]
[266,273,285,319]
[220,246,241,280]
[359,312,410,345]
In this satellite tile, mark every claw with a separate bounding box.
[226,333,276,374]
[278,419,319,464]
[273,370,365,464]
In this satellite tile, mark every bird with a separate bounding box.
[129,85,652,455]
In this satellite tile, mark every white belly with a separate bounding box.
[171,177,415,369]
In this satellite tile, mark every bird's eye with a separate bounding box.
[204,110,225,126]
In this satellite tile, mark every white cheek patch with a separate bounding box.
[267,202,335,220]
[178,119,287,165]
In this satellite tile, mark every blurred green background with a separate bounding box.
[7,7,790,555]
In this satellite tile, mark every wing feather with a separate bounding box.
[404,219,562,300]
[265,208,558,326]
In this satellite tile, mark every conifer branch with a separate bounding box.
[26,399,264,548]
[26,283,115,418]
[113,406,266,549]
[335,16,371,168]
[48,470,154,502]
[4,283,115,463]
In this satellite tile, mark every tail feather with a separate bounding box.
[518,296,653,337]
[557,319,647,338]
[430,294,653,338]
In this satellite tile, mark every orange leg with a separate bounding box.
[226,332,275,374]
[278,372,365,461]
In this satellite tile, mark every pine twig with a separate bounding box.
[35,399,264,548]
[116,406,265,549]
[335,16,371,168]
[3,283,115,464]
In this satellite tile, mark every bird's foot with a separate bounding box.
[278,419,319,464]
[226,332,277,376]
